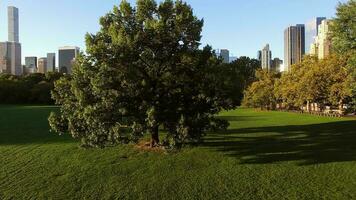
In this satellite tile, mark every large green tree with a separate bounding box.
[330,0,356,111]
[49,0,233,148]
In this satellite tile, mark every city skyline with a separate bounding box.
[0,0,346,71]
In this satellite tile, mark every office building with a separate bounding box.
[271,58,283,72]
[284,24,305,72]
[37,57,47,74]
[58,46,80,74]
[310,19,332,59]
[257,50,262,61]
[260,44,272,71]
[0,42,22,75]
[306,17,326,54]
[219,49,230,63]
[25,57,37,74]
[47,53,56,72]
[8,6,19,43]
[0,6,22,75]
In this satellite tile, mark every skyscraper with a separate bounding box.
[37,58,47,74]
[260,44,272,71]
[311,19,332,59]
[0,6,22,75]
[58,46,80,74]
[271,58,283,72]
[306,17,326,54]
[25,56,37,74]
[220,49,230,63]
[284,24,305,72]
[8,6,19,43]
[0,42,22,75]
[47,53,56,72]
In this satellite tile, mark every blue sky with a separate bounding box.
[0,0,347,63]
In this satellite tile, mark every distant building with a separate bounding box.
[25,56,37,74]
[0,7,22,75]
[8,6,19,43]
[257,50,262,61]
[37,57,47,74]
[284,24,305,72]
[229,56,238,63]
[58,46,80,74]
[260,44,272,71]
[310,19,332,59]
[271,58,283,72]
[306,17,326,54]
[47,53,56,72]
[0,42,22,75]
[220,49,230,63]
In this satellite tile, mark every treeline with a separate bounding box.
[244,0,356,115]
[0,72,63,104]
[243,55,355,114]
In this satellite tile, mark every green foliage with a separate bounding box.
[50,0,237,148]
[330,0,356,110]
[0,72,63,104]
[245,55,353,112]
[243,69,279,110]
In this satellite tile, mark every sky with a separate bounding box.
[0,0,347,65]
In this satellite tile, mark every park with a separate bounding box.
[1,105,355,199]
[0,0,355,199]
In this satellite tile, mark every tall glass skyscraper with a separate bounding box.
[0,6,22,75]
[8,6,19,43]
[284,24,305,72]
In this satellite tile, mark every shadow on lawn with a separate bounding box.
[203,120,356,165]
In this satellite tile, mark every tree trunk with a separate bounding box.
[150,125,159,148]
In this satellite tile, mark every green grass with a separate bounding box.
[1,106,356,199]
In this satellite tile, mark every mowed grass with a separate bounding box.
[0,106,356,200]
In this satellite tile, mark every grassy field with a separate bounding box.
[0,105,356,200]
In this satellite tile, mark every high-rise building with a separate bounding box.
[0,6,22,75]
[311,19,332,59]
[271,58,283,72]
[260,44,272,71]
[257,50,262,61]
[25,57,37,74]
[0,42,22,75]
[220,49,230,63]
[306,17,326,54]
[284,24,305,72]
[47,53,56,72]
[37,57,47,74]
[8,6,19,43]
[58,46,80,74]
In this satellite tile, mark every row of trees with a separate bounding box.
[0,72,63,104]
[244,1,355,114]
[49,0,260,148]
[244,55,354,113]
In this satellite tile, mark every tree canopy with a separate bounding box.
[49,0,238,148]
[330,0,356,110]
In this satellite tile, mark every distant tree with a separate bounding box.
[0,72,62,104]
[243,69,279,110]
[221,57,261,106]
[49,0,233,148]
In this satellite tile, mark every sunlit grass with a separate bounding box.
[1,106,355,199]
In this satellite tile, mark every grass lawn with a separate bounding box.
[0,105,356,199]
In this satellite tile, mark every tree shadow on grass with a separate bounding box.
[203,120,356,165]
